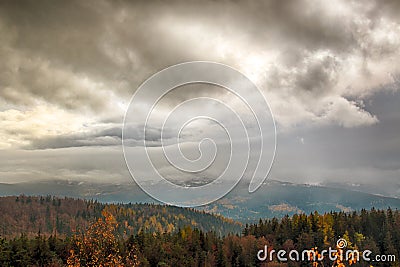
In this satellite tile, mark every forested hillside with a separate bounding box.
[0,196,399,266]
[243,208,400,263]
[0,195,240,238]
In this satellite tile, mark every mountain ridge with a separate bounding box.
[1,179,400,222]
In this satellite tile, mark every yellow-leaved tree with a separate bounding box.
[67,210,139,267]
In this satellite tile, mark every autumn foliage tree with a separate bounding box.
[67,211,138,267]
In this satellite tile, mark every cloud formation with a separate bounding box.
[0,0,400,194]
[1,0,399,137]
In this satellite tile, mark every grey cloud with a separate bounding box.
[27,132,121,150]
[269,88,400,185]
[0,0,399,130]
[294,55,339,96]
[0,1,107,110]
[0,1,390,104]
[367,0,400,23]
[24,123,193,149]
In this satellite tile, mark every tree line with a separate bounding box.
[0,196,399,266]
[0,196,240,238]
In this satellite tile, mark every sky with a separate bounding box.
[0,0,399,197]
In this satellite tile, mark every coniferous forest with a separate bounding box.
[0,196,399,266]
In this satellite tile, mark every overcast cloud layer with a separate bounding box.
[0,0,399,196]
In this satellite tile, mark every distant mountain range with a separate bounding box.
[201,180,400,221]
[1,179,400,222]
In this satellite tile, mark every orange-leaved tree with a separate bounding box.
[67,210,139,267]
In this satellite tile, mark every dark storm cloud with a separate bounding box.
[1,0,396,112]
[0,0,113,111]
[0,0,398,130]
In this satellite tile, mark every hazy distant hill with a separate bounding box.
[0,180,152,203]
[0,195,240,238]
[1,179,400,222]
[202,180,400,222]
